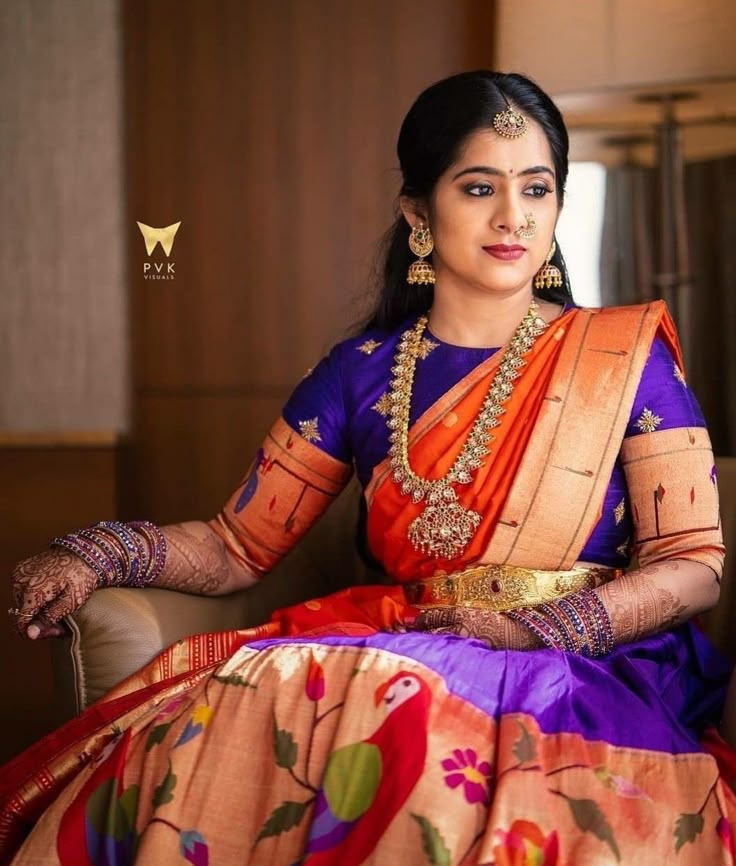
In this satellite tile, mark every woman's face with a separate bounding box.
[412,121,560,300]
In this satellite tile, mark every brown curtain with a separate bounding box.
[600,155,736,455]
[0,0,128,433]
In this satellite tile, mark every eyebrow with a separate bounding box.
[451,165,555,181]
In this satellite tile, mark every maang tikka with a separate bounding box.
[407,224,436,285]
[493,101,527,139]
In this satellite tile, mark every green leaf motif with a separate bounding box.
[214,672,257,688]
[254,800,310,845]
[410,814,451,866]
[512,721,537,764]
[145,722,173,752]
[674,813,704,852]
[272,717,298,769]
[152,761,177,808]
[565,796,620,861]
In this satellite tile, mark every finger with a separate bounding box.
[23,593,70,639]
[413,608,457,631]
[26,620,66,640]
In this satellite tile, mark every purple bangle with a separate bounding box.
[50,519,167,590]
[50,536,113,586]
[77,528,125,585]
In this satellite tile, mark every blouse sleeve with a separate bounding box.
[207,346,354,577]
[620,335,724,577]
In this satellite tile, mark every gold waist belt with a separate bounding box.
[404,563,622,612]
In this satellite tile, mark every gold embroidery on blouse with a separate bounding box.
[416,337,439,360]
[371,393,392,417]
[298,418,322,443]
[636,407,663,434]
[302,366,314,379]
[614,498,625,525]
[673,363,686,386]
[357,339,382,356]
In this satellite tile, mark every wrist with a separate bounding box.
[50,520,168,589]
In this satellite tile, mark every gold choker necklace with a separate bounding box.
[387,301,547,559]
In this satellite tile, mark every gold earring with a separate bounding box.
[515,213,537,239]
[533,240,563,290]
[407,224,436,285]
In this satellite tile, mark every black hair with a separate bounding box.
[361,70,573,333]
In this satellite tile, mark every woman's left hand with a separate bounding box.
[408,606,543,650]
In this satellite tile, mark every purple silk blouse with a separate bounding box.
[282,314,705,568]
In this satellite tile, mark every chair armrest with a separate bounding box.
[49,480,381,716]
[50,543,335,715]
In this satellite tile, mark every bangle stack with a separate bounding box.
[507,588,614,657]
[50,520,167,589]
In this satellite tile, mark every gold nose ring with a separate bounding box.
[515,213,537,239]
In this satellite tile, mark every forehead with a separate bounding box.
[447,122,555,176]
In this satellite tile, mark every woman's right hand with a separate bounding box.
[10,549,97,639]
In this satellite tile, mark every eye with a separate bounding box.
[402,678,412,687]
[464,182,494,197]
[525,184,553,198]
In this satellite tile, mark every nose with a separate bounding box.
[491,190,526,236]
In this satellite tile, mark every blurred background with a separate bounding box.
[0,0,734,761]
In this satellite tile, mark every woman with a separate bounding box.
[2,70,733,865]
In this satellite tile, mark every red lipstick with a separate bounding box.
[483,244,526,261]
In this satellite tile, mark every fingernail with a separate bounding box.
[27,624,40,640]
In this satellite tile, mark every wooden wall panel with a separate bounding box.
[130,394,288,523]
[122,0,495,522]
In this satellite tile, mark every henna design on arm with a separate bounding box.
[415,607,543,650]
[596,565,690,645]
[153,521,257,596]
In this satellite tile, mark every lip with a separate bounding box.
[482,244,526,261]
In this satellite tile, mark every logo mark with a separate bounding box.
[136,221,181,256]
[137,221,181,280]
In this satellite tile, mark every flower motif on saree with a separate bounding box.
[491,820,560,866]
[614,498,626,525]
[416,337,439,360]
[357,339,382,355]
[371,392,392,417]
[298,417,322,443]
[636,407,663,433]
[441,747,492,805]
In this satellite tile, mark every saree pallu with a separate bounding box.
[1,302,733,865]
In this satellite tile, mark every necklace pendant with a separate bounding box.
[408,485,482,559]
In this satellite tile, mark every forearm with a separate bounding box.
[418,558,719,652]
[152,521,261,596]
[596,558,719,645]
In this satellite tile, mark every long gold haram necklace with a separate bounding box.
[387,300,548,560]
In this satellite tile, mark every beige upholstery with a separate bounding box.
[51,461,736,717]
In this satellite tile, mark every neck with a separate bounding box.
[427,283,535,348]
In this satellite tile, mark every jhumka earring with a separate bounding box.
[515,213,537,239]
[407,224,436,285]
[533,240,563,290]
[493,101,528,138]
